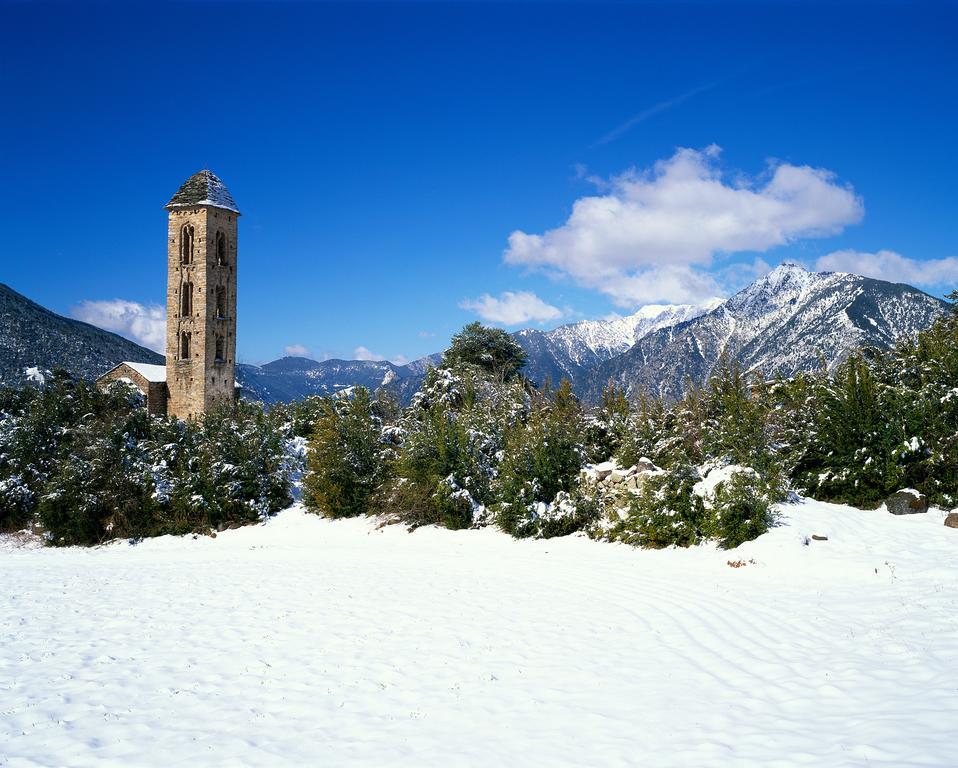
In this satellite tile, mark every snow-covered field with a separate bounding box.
[2,501,956,767]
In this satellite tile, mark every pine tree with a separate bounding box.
[303,388,387,518]
[444,322,527,382]
[495,379,591,537]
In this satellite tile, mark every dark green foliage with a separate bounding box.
[584,382,630,462]
[385,401,485,529]
[0,375,293,544]
[700,359,775,472]
[444,322,527,381]
[705,471,775,549]
[613,465,706,549]
[796,354,903,505]
[303,388,388,518]
[384,359,530,530]
[537,492,602,539]
[496,380,589,537]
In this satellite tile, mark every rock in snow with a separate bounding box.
[885,488,929,515]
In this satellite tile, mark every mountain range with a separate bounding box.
[0,264,948,404]
[582,263,947,400]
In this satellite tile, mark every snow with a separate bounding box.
[122,362,167,383]
[2,500,956,766]
[543,300,717,364]
[693,464,757,504]
[22,366,46,384]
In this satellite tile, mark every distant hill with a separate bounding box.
[236,356,425,405]
[0,283,162,385]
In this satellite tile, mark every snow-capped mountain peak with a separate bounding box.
[587,265,948,401]
[724,262,829,318]
[512,299,719,386]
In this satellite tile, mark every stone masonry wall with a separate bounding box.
[166,207,238,419]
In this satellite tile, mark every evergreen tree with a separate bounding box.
[303,388,387,518]
[798,353,902,504]
[701,359,774,471]
[495,379,591,537]
[584,382,630,462]
[444,322,527,382]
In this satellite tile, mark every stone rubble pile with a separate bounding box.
[580,458,662,493]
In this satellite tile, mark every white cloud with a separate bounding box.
[283,344,310,358]
[816,249,958,288]
[505,146,864,306]
[353,346,384,361]
[71,299,166,353]
[459,291,564,326]
[353,346,408,366]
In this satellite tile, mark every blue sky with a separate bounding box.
[2,1,956,365]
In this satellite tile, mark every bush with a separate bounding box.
[612,465,706,549]
[501,489,601,540]
[584,383,630,463]
[495,380,587,537]
[384,403,486,529]
[0,374,294,545]
[704,470,775,549]
[303,388,387,518]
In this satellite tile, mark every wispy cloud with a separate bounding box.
[71,299,166,353]
[592,83,715,147]
[460,291,564,326]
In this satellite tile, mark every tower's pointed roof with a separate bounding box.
[164,170,240,214]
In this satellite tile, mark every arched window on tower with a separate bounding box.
[215,285,226,319]
[181,282,193,316]
[215,335,225,363]
[215,231,228,266]
[180,331,191,359]
[180,224,194,264]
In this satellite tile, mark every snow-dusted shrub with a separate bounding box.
[702,469,775,549]
[384,401,488,529]
[795,354,902,506]
[303,388,389,518]
[611,464,706,549]
[385,360,529,530]
[499,489,601,540]
[495,380,589,538]
[0,474,33,529]
[583,383,630,463]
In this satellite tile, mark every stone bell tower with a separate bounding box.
[163,170,240,420]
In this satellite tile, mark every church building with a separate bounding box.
[97,170,240,419]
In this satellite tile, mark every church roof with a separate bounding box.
[121,362,167,382]
[164,170,240,214]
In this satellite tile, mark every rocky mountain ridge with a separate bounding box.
[582,263,948,401]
